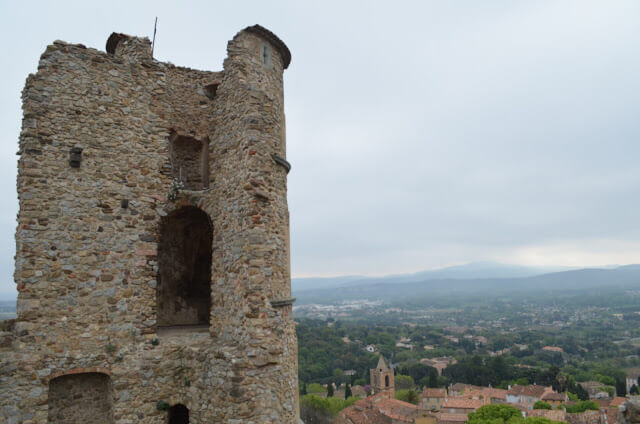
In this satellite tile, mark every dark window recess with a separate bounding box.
[169,133,209,190]
[157,206,212,327]
[69,147,83,168]
[261,43,271,66]
[203,82,220,100]
[168,404,190,424]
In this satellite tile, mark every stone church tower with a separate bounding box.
[370,356,395,395]
[1,26,298,423]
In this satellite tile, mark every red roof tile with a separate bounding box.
[506,384,553,398]
[610,397,627,407]
[338,393,418,424]
[422,388,448,398]
[442,399,484,410]
[541,392,567,401]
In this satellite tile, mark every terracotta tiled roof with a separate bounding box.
[436,412,469,423]
[610,397,627,407]
[442,398,484,410]
[450,383,481,394]
[422,388,447,398]
[340,406,392,424]
[375,397,418,421]
[506,384,552,398]
[338,393,418,424]
[460,387,508,402]
[541,392,567,401]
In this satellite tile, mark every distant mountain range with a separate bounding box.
[293,262,640,303]
[292,261,576,292]
[1,262,638,304]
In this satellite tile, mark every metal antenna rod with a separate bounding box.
[151,17,158,57]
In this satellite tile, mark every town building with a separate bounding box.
[440,398,484,415]
[506,385,554,409]
[541,392,568,408]
[420,388,448,412]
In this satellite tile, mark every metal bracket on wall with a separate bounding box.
[270,298,296,307]
[271,153,291,174]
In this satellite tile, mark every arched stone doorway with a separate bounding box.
[157,206,212,327]
[48,372,113,423]
[168,404,189,424]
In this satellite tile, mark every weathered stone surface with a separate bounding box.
[1,25,298,423]
[619,400,640,424]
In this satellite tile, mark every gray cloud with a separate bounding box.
[1,1,640,296]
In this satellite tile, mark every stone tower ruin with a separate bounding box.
[1,25,298,423]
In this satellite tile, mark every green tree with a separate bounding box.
[631,384,639,395]
[595,375,616,386]
[564,401,600,413]
[524,418,566,424]
[574,384,589,401]
[299,394,359,424]
[395,375,415,390]
[428,369,439,388]
[395,389,419,405]
[307,383,325,394]
[299,395,335,424]
[301,382,308,395]
[616,379,627,397]
[345,384,352,399]
[327,382,334,398]
[468,404,522,424]
[332,369,345,385]
[469,404,564,424]
[533,401,552,410]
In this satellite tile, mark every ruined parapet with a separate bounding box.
[106,32,152,61]
[3,25,297,423]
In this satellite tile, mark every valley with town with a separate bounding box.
[294,266,640,423]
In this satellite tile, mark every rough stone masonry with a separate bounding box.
[0,25,299,423]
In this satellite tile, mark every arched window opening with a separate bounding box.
[48,373,113,424]
[157,206,212,328]
[169,133,209,190]
[168,404,189,424]
[385,375,390,387]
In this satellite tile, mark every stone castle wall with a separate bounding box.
[0,26,298,423]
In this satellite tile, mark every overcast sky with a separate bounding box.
[1,1,639,298]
